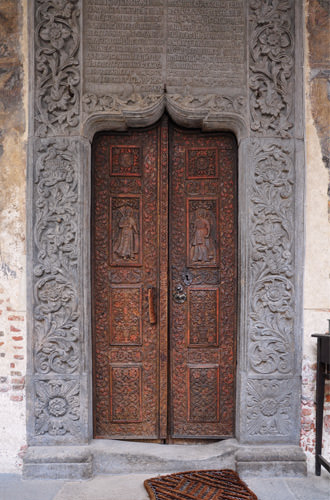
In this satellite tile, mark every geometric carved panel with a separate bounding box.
[110,285,142,345]
[188,286,219,347]
[110,196,142,266]
[188,366,219,423]
[110,146,141,176]
[186,148,218,179]
[110,365,142,422]
[187,198,218,267]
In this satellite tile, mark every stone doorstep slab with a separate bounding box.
[236,445,307,478]
[23,445,93,480]
[92,438,238,474]
[23,440,307,480]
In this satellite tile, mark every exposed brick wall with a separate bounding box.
[0,297,25,403]
[0,288,26,472]
[300,355,330,469]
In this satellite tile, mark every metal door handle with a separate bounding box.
[173,284,187,304]
[148,287,157,324]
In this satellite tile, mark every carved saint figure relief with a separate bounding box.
[113,205,139,261]
[190,208,216,264]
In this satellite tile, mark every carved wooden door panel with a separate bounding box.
[169,126,237,438]
[92,120,237,439]
[92,122,168,439]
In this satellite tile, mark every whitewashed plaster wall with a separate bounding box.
[0,0,28,473]
[301,72,330,473]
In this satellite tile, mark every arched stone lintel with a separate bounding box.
[81,93,248,143]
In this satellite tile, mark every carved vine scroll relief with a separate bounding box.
[35,0,81,137]
[249,0,294,137]
[245,0,297,442]
[248,142,295,376]
[32,138,82,440]
[245,140,296,438]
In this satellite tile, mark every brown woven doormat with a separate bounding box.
[144,469,258,500]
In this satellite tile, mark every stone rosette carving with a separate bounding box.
[248,142,294,375]
[249,0,294,137]
[246,379,293,436]
[33,139,80,377]
[35,380,80,436]
[35,0,80,136]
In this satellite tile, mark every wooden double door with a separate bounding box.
[92,118,237,440]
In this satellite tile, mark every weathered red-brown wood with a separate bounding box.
[92,125,164,438]
[169,125,237,438]
[92,120,237,439]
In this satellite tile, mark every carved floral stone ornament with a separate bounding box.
[82,92,247,118]
[248,142,294,377]
[246,379,293,436]
[249,0,294,137]
[33,139,81,382]
[35,0,80,136]
[35,380,80,436]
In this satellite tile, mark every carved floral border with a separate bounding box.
[82,92,247,116]
[32,138,82,441]
[248,141,295,376]
[249,0,294,137]
[35,0,80,137]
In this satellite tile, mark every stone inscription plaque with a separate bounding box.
[84,0,165,93]
[167,0,245,90]
[83,0,246,94]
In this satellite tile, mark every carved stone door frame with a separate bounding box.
[25,0,306,478]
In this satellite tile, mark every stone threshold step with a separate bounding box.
[23,439,307,480]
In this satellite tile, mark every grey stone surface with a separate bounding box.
[0,474,64,500]
[1,473,329,500]
[92,438,238,474]
[243,474,330,500]
[236,444,307,477]
[23,445,93,480]
[237,445,306,462]
[53,474,154,500]
[285,474,330,500]
[244,478,298,500]
[23,440,308,479]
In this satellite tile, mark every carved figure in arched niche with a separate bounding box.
[114,205,139,260]
[190,208,215,263]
